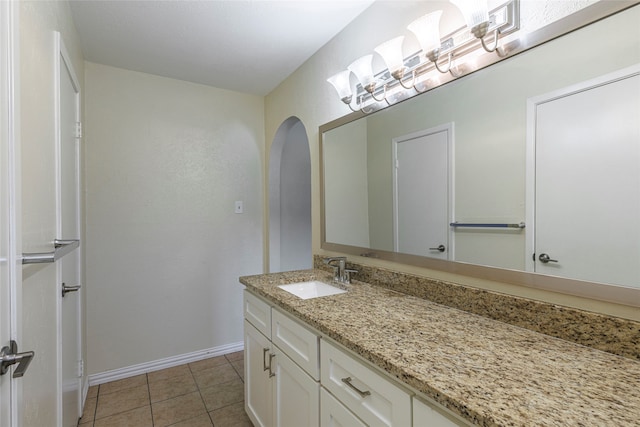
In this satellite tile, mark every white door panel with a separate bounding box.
[530,68,640,287]
[393,124,453,259]
[57,33,82,427]
[1,2,21,425]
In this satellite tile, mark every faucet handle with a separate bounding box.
[344,268,358,284]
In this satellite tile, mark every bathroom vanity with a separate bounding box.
[241,269,640,426]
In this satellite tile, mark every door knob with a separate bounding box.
[62,282,81,297]
[429,245,446,252]
[538,253,558,263]
[1,340,35,378]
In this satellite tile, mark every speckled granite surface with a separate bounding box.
[240,269,640,427]
[313,255,640,361]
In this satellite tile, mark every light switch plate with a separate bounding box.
[235,201,243,214]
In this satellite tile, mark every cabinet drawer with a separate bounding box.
[272,308,320,380]
[321,388,366,427]
[413,397,469,427]
[244,291,271,338]
[320,339,411,427]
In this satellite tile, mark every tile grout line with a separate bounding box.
[146,372,155,427]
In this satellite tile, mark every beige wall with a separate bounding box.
[20,1,85,425]
[265,1,639,320]
[84,62,264,375]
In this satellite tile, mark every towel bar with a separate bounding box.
[450,222,525,229]
[22,239,80,264]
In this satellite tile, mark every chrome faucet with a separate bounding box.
[323,256,357,284]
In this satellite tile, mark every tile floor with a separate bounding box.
[79,351,253,427]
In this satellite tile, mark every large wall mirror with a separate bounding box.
[320,2,640,306]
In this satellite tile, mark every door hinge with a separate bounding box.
[75,121,82,138]
[78,359,84,378]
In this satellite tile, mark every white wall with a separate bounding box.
[264,0,639,320]
[19,1,85,425]
[84,62,264,374]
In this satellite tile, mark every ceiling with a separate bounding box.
[69,0,376,96]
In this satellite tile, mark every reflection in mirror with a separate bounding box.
[320,3,640,303]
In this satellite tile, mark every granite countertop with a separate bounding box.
[240,269,640,427]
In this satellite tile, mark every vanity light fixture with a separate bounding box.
[450,0,500,53]
[327,0,519,114]
[375,36,415,89]
[408,10,459,76]
[326,70,354,107]
[348,55,387,103]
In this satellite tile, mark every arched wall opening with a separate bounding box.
[268,117,312,272]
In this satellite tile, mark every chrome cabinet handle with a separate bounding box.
[538,253,558,263]
[429,245,446,252]
[1,340,35,378]
[62,282,81,297]
[341,377,371,398]
[268,354,276,378]
[262,348,270,372]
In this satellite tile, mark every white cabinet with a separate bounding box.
[245,320,273,427]
[272,308,320,380]
[244,290,469,427]
[321,387,367,427]
[244,291,271,337]
[413,397,468,427]
[243,291,320,427]
[321,339,411,427]
[272,346,320,427]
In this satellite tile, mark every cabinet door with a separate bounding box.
[272,346,320,427]
[321,388,366,427]
[245,320,273,427]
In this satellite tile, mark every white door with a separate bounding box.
[393,124,453,259]
[56,33,82,427]
[528,67,640,287]
[1,2,22,425]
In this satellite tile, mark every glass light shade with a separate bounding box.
[348,55,376,88]
[450,0,490,28]
[327,70,353,101]
[408,10,443,55]
[374,36,406,74]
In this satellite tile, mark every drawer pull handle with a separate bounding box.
[268,354,276,378]
[262,348,270,372]
[341,377,371,398]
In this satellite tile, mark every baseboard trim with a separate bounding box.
[88,341,244,386]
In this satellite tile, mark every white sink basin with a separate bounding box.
[278,281,347,300]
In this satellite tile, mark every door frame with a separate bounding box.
[0,1,22,425]
[525,63,640,273]
[392,123,455,259]
[54,31,83,423]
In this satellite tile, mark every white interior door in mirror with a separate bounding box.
[393,124,453,260]
[528,66,640,287]
[57,33,82,427]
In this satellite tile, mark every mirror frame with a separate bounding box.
[320,1,640,307]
